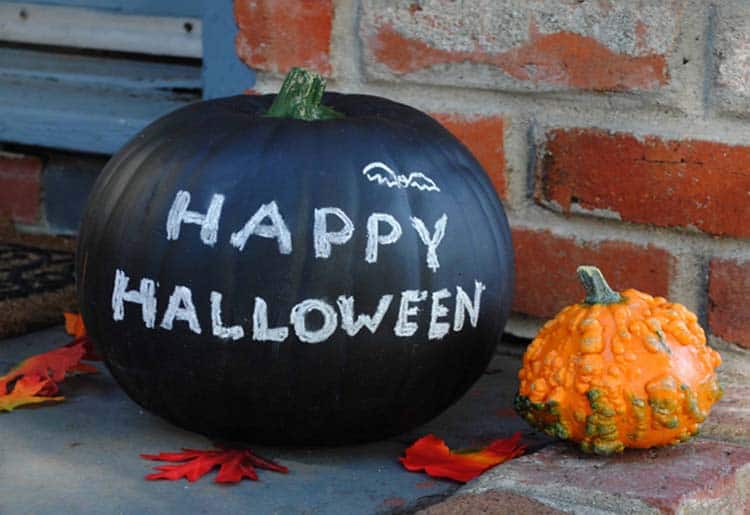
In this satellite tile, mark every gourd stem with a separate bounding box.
[264,67,343,121]
[577,266,623,305]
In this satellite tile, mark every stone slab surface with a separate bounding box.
[0,327,532,514]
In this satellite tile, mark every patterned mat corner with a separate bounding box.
[0,242,77,339]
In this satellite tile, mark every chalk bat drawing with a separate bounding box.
[362,162,440,193]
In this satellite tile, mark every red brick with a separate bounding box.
[234,0,333,76]
[424,490,565,515]
[0,151,42,224]
[708,258,750,348]
[537,129,750,238]
[432,113,506,198]
[455,440,750,513]
[700,383,750,444]
[368,26,666,91]
[360,1,677,92]
[512,228,673,319]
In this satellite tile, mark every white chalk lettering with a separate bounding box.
[160,285,202,334]
[210,291,245,340]
[366,213,402,264]
[411,214,447,272]
[112,269,157,328]
[337,295,393,336]
[291,299,339,343]
[112,272,489,342]
[252,297,289,342]
[429,288,451,340]
[166,190,224,246]
[395,289,428,337]
[454,281,486,331]
[314,207,355,258]
[230,201,292,254]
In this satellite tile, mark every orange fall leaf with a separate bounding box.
[0,340,94,390]
[141,447,289,483]
[63,312,103,361]
[64,312,87,339]
[0,374,64,412]
[400,432,526,483]
[0,320,99,412]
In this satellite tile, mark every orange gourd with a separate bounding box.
[514,266,723,455]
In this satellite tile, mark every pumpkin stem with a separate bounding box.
[264,67,344,121]
[577,266,623,305]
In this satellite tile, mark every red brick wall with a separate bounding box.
[234,0,333,76]
[2,1,745,353]
[0,151,42,225]
[234,0,750,349]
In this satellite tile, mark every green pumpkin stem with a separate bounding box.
[265,67,343,121]
[577,266,623,305]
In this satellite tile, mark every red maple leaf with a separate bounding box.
[141,447,289,483]
[400,432,526,483]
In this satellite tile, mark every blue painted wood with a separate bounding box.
[0,47,201,90]
[0,0,255,154]
[0,0,205,17]
[202,0,255,99]
[0,77,197,154]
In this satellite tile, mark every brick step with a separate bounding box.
[425,438,750,514]
[425,375,750,514]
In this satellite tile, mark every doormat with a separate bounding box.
[0,230,77,339]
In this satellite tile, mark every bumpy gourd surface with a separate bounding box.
[515,289,723,455]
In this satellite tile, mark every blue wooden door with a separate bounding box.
[0,0,254,154]
[18,0,205,17]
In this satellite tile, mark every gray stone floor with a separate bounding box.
[0,327,537,514]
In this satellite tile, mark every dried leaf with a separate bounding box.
[64,312,87,339]
[215,452,260,483]
[66,337,103,364]
[141,447,289,484]
[0,339,98,412]
[63,313,103,361]
[0,341,94,392]
[400,432,525,483]
[0,375,64,412]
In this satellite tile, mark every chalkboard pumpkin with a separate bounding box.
[76,68,514,444]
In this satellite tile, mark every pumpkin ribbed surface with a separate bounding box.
[514,267,723,455]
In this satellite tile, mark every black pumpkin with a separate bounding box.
[76,69,514,445]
